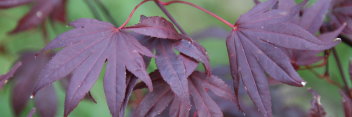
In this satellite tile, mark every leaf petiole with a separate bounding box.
[159,0,235,28]
[116,0,151,30]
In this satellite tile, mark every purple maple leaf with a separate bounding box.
[0,0,67,34]
[33,18,162,117]
[130,16,211,107]
[0,61,22,89]
[133,71,235,117]
[329,0,352,40]
[278,0,345,66]
[226,0,339,116]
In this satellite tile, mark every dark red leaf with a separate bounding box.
[34,85,57,117]
[308,89,326,117]
[0,0,32,8]
[11,53,49,116]
[0,61,22,89]
[175,39,211,74]
[125,15,183,39]
[133,76,174,117]
[60,78,97,103]
[278,0,345,66]
[189,72,224,117]
[300,0,332,34]
[130,16,210,108]
[224,0,338,116]
[329,0,352,39]
[155,40,190,104]
[169,96,191,117]
[9,0,67,34]
[34,18,154,117]
[134,71,233,117]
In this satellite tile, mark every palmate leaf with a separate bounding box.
[130,16,211,106]
[33,18,157,117]
[133,71,235,117]
[226,0,338,116]
[0,0,67,34]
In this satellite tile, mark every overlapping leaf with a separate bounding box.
[279,0,345,66]
[33,18,165,117]
[226,0,339,116]
[134,71,235,117]
[0,0,32,8]
[0,61,22,89]
[129,16,211,106]
[329,0,352,40]
[0,0,67,34]
[8,53,57,117]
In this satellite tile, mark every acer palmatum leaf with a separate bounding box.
[0,61,21,89]
[131,16,210,106]
[34,86,57,117]
[134,71,235,117]
[329,0,352,39]
[33,18,154,117]
[279,0,345,66]
[3,0,67,34]
[308,89,326,117]
[139,38,211,106]
[125,15,183,39]
[10,53,58,117]
[0,0,32,8]
[225,0,339,116]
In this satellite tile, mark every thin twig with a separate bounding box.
[160,0,234,28]
[84,0,103,20]
[332,48,350,92]
[94,0,118,26]
[154,0,188,35]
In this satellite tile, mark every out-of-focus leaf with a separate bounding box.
[134,71,234,117]
[308,89,326,117]
[0,61,22,89]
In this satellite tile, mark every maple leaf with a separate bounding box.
[0,0,67,34]
[225,0,339,116]
[0,61,22,89]
[33,18,157,117]
[4,52,96,117]
[8,53,57,117]
[329,0,352,40]
[308,89,326,117]
[0,0,32,8]
[278,0,345,66]
[129,16,211,106]
[133,70,235,117]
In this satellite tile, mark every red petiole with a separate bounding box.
[117,0,236,31]
[116,0,151,30]
[159,0,235,28]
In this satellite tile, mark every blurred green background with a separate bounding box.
[0,0,350,117]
